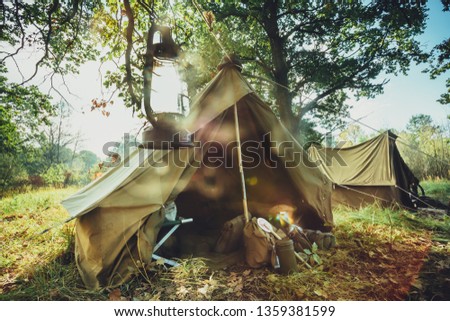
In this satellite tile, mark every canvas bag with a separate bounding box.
[243,217,276,268]
[214,214,249,254]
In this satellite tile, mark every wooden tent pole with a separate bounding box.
[233,103,250,223]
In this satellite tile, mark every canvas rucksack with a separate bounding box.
[243,217,277,268]
[214,214,249,254]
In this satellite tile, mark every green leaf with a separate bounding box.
[312,253,322,265]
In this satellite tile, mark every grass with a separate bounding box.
[0,187,106,300]
[420,179,450,204]
[0,181,448,301]
[0,188,74,275]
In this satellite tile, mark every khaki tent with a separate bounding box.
[308,131,419,209]
[62,63,333,289]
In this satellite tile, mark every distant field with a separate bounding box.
[0,183,448,301]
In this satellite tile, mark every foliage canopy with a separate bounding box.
[0,1,447,139]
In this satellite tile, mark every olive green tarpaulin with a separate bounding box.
[308,131,419,208]
[62,64,333,290]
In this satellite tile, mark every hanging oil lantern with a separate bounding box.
[141,24,194,149]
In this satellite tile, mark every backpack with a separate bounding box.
[243,217,277,268]
[214,214,249,254]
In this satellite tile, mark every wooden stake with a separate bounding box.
[234,103,250,223]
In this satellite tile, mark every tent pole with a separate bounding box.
[233,103,250,223]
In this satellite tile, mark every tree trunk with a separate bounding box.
[263,0,297,134]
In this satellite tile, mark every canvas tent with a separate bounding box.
[62,61,333,289]
[308,131,420,209]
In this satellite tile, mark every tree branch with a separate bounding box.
[123,0,142,115]
[10,55,25,83]
[60,0,82,25]
[277,4,325,19]
[50,3,84,75]
[136,0,156,18]
[239,56,273,76]
[60,73,81,99]
[19,0,59,86]
[49,72,74,109]
[299,28,390,117]
[0,0,26,64]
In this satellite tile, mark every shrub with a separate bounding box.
[42,164,68,188]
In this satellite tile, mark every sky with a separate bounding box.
[348,1,449,134]
[3,1,450,157]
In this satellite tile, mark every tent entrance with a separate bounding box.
[153,104,306,266]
